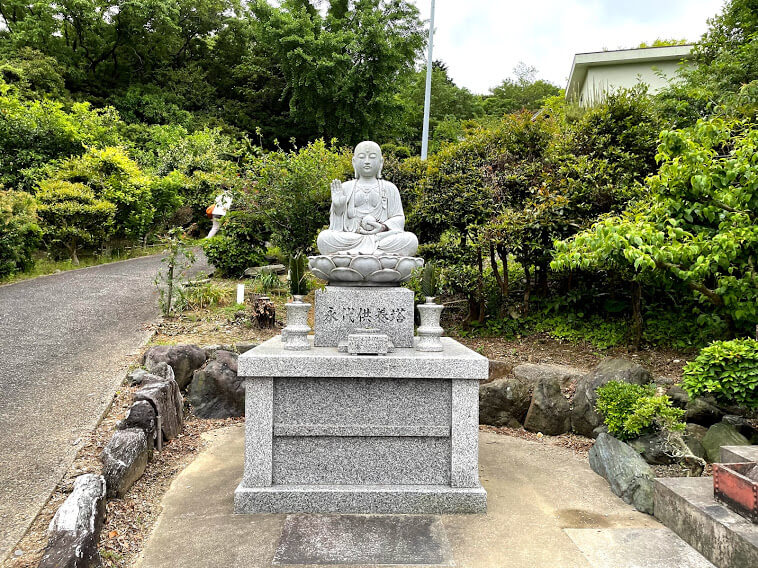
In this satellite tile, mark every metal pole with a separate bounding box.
[420,0,435,160]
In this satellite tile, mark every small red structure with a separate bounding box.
[713,462,758,523]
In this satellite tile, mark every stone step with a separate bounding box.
[655,477,758,568]
[720,444,758,464]
[564,527,715,568]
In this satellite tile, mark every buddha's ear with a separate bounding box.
[378,156,384,179]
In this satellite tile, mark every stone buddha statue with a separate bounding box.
[316,141,418,257]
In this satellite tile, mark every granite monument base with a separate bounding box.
[234,336,487,514]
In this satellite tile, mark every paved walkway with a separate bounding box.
[136,427,715,568]
[0,252,209,561]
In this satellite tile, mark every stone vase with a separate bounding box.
[282,295,312,351]
[416,296,444,352]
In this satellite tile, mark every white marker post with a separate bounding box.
[237,284,245,305]
[420,0,436,160]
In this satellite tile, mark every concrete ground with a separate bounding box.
[0,252,209,562]
[136,427,715,568]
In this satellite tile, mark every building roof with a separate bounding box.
[566,45,694,100]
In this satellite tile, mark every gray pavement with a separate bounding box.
[0,252,209,561]
[136,427,714,568]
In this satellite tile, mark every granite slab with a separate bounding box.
[238,337,488,380]
[234,484,487,514]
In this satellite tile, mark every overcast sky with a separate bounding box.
[409,0,725,94]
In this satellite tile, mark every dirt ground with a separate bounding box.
[3,300,696,568]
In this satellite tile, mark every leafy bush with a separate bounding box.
[35,181,116,263]
[682,338,758,407]
[0,190,42,277]
[595,381,685,441]
[201,210,267,277]
[182,282,229,310]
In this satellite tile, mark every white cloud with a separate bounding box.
[410,0,723,94]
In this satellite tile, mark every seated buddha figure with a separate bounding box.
[316,141,419,257]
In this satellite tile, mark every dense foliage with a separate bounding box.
[595,381,685,441]
[0,189,41,276]
[682,338,758,407]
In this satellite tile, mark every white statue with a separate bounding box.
[316,141,418,257]
[206,191,232,239]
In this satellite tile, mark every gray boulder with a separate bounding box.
[101,429,148,498]
[488,359,512,383]
[127,368,149,386]
[722,415,758,443]
[39,474,106,568]
[149,361,176,383]
[244,263,286,277]
[134,376,183,441]
[479,378,531,427]
[188,351,243,418]
[628,432,676,465]
[143,344,206,390]
[701,422,750,463]
[513,363,583,388]
[524,378,571,435]
[572,358,652,438]
[684,395,724,426]
[117,400,157,457]
[589,433,655,514]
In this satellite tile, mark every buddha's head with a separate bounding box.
[353,141,383,179]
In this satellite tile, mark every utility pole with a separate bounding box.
[420,0,435,160]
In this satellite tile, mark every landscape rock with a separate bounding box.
[488,359,512,383]
[701,422,750,463]
[628,432,676,465]
[142,344,206,390]
[572,358,652,438]
[39,474,106,568]
[721,415,758,443]
[117,400,157,457]
[135,376,183,441]
[513,363,583,389]
[188,351,243,418]
[148,361,175,383]
[101,429,148,498]
[666,385,689,409]
[683,435,707,461]
[524,377,571,435]
[244,263,286,277]
[685,422,708,441]
[478,378,531,427]
[589,433,655,514]
[684,395,724,426]
[126,368,149,386]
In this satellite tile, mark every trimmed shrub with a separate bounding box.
[201,210,267,277]
[682,338,758,407]
[596,381,684,441]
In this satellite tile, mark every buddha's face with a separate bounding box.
[353,142,383,178]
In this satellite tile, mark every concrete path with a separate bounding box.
[0,252,209,561]
[136,427,714,568]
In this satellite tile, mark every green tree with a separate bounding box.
[552,117,758,339]
[482,63,561,117]
[248,0,425,144]
[0,189,42,276]
[36,180,116,263]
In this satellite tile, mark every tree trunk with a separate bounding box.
[166,262,175,315]
[523,265,531,315]
[631,280,642,351]
[497,244,509,297]
[489,243,504,306]
[476,245,485,324]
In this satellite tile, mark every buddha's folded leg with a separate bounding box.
[375,231,419,256]
[317,230,366,254]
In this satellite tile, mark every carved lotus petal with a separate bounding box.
[310,268,331,281]
[349,256,382,275]
[396,257,423,278]
[309,256,336,273]
[369,269,402,283]
[380,257,398,269]
[330,267,364,282]
[333,256,351,267]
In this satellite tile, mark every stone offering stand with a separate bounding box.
[234,288,488,514]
